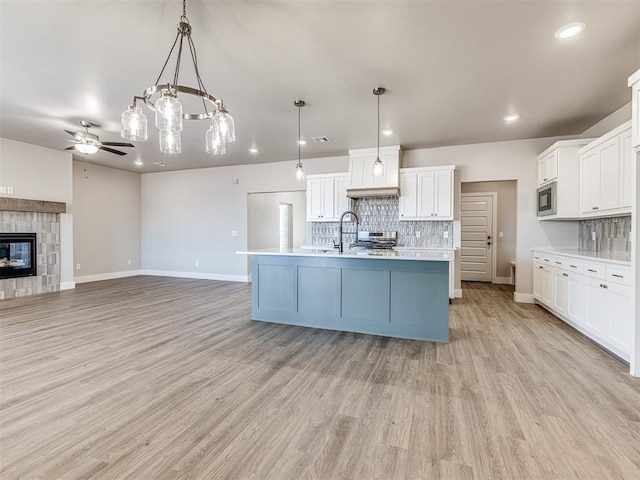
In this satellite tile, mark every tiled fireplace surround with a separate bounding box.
[0,199,65,299]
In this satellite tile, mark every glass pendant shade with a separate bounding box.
[295,162,305,182]
[213,110,235,143]
[121,104,148,142]
[372,157,384,177]
[155,90,183,132]
[205,122,226,155]
[159,129,182,154]
[76,143,99,155]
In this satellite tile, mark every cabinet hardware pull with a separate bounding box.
[611,274,623,278]
[555,261,561,265]
[543,259,549,262]
[569,265,577,268]
[602,284,608,289]
[587,269,597,273]
[534,256,540,259]
[538,266,543,269]
[563,273,568,277]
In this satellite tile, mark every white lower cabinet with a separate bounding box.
[533,251,632,360]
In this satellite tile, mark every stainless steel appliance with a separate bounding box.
[537,182,557,217]
[350,231,397,250]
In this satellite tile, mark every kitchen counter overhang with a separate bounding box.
[238,249,451,342]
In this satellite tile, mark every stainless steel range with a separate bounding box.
[350,231,397,250]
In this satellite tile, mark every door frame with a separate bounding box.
[460,192,498,284]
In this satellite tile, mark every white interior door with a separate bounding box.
[461,194,494,282]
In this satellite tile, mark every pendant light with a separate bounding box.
[372,87,386,177]
[294,100,306,181]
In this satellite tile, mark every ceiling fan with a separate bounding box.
[64,121,134,156]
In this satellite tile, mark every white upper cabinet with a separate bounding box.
[347,145,400,197]
[306,173,351,222]
[399,166,455,221]
[579,121,632,217]
[628,68,640,148]
[537,149,558,185]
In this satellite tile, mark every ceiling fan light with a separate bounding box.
[121,104,148,142]
[205,122,226,155]
[156,89,183,132]
[75,143,99,155]
[159,129,182,154]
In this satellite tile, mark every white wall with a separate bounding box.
[403,137,580,301]
[141,156,348,281]
[0,138,75,287]
[73,161,141,282]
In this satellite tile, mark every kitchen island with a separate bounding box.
[237,248,453,342]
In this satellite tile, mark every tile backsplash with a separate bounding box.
[311,196,453,248]
[579,216,631,254]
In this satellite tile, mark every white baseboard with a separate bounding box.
[514,292,534,303]
[141,270,250,283]
[60,281,76,290]
[454,289,463,298]
[75,270,142,284]
[493,276,512,285]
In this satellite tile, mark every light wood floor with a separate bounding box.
[1,277,639,480]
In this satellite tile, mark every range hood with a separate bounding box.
[346,145,401,198]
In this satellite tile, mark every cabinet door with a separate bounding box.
[580,150,600,213]
[538,151,557,185]
[598,137,620,211]
[533,264,544,300]
[584,277,609,338]
[399,173,417,220]
[619,129,633,208]
[553,269,568,316]
[416,171,435,218]
[537,158,547,186]
[434,170,453,218]
[542,266,554,306]
[566,272,585,326]
[321,178,335,220]
[608,282,632,356]
[333,176,350,219]
[307,178,324,220]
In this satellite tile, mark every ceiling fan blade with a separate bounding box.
[99,146,127,156]
[63,129,78,137]
[101,141,135,148]
[64,146,76,151]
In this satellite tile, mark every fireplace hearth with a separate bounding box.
[0,233,37,279]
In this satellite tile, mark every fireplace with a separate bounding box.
[0,233,37,279]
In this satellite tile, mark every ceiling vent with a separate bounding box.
[313,136,330,143]
[153,162,169,167]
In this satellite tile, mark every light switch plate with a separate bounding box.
[7,187,14,194]
[0,186,6,194]
[499,232,504,238]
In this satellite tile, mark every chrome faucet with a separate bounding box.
[334,210,359,253]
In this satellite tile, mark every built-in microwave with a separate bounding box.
[537,182,557,217]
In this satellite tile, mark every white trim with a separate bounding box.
[141,270,250,283]
[75,270,142,284]
[514,292,534,303]
[493,276,512,285]
[454,288,463,298]
[60,281,76,290]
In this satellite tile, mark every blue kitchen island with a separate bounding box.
[238,248,453,343]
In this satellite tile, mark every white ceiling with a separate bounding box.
[1,1,639,173]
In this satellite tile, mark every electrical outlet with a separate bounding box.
[195,260,199,267]
[499,232,504,238]
[231,230,238,237]
[443,231,448,239]
[591,231,596,241]
[76,264,81,270]
[127,259,132,265]
[416,231,421,239]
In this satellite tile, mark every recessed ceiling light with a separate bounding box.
[153,162,169,167]
[134,159,143,166]
[504,113,520,123]
[381,129,393,136]
[249,148,259,154]
[297,140,307,145]
[555,22,587,40]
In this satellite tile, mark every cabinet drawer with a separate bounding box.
[583,262,606,280]
[549,256,567,270]
[606,265,632,286]
[565,260,584,274]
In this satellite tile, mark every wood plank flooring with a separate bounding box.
[1,277,639,479]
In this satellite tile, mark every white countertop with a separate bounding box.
[237,248,454,262]
[533,248,631,266]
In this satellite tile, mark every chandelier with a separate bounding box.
[121,0,235,155]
